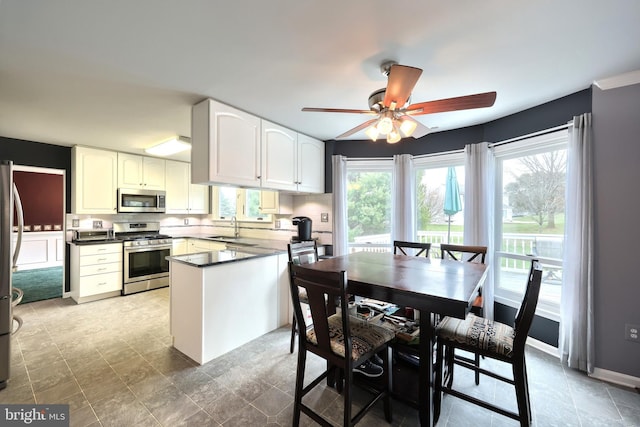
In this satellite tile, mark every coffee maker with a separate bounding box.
[291,216,312,242]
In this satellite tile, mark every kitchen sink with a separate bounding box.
[206,236,256,246]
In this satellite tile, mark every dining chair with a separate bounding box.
[440,243,488,384]
[393,240,431,257]
[289,263,395,426]
[288,241,319,353]
[434,260,543,426]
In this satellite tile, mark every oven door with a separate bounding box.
[124,245,171,284]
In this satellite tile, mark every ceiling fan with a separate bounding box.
[302,61,497,143]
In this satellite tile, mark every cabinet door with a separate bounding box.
[72,146,118,214]
[261,120,297,191]
[142,157,166,190]
[192,99,261,187]
[118,153,144,188]
[165,160,190,213]
[297,134,325,193]
[189,183,210,213]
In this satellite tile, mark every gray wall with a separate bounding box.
[592,83,640,378]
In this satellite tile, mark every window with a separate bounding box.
[346,160,393,252]
[212,187,271,222]
[493,130,568,319]
[414,153,465,257]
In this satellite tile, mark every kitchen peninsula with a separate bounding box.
[167,241,291,365]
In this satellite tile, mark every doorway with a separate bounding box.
[12,165,66,304]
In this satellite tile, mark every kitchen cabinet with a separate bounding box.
[296,133,325,193]
[165,160,210,214]
[259,190,292,214]
[261,120,297,191]
[117,153,166,190]
[172,238,189,256]
[191,98,324,193]
[192,99,261,188]
[72,146,118,214]
[70,242,123,303]
[188,238,226,254]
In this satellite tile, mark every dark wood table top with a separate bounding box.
[306,251,488,319]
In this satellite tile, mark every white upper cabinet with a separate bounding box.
[165,160,209,214]
[192,99,261,188]
[261,120,297,191]
[191,98,325,193]
[117,153,165,190]
[296,133,325,193]
[72,146,118,214]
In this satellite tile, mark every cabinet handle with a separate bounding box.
[97,249,107,252]
[257,175,261,179]
[97,267,107,271]
[98,282,107,286]
[97,258,107,261]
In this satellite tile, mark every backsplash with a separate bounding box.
[66,193,333,245]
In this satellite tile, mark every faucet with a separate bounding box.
[231,216,239,238]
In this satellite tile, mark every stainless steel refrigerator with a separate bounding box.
[0,160,24,390]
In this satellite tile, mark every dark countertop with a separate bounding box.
[167,247,281,268]
[67,239,123,246]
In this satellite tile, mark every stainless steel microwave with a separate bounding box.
[117,188,166,213]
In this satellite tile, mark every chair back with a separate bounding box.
[288,241,318,265]
[440,243,487,263]
[513,260,543,351]
[393,240,431,257]
[289,263,350,364]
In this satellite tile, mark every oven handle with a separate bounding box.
[124,245,172,254]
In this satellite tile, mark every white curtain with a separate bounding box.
[392,154,416,242]
[332,155,349,256]
[559,113,594,373]
[464,142,496,320]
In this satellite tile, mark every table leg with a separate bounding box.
[419,312,434,426]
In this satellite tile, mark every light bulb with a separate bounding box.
[365,126,379,141]
[399,117,418,137]
[387,128,401,144]
[376,117,393,134]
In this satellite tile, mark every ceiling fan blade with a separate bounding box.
[335,118,379,139]
[397,115,432,139]
[406,91,497,115]
[302,107,375,114]
[383,64,423,109]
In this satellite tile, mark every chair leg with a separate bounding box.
[343,365,353,426]
[474,353,480,385]
[383,347,392,423]
[445,346,455,388]
[292,346,307,427]
[513,357,531,427]
[290,315,297,353]
[434,339,444,424]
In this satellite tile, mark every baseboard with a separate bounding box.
[591,368,640,390]
[526,336,559,358]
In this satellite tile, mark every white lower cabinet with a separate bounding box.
[70,242,123,303]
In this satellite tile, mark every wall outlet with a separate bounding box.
[184,218,189,225]
[321,212,329,222]
[625,324,639,342]
[275,220,281,229]
[72,219,79,227]
[93,220,102,229]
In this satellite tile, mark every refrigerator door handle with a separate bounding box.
[12,183,23,271]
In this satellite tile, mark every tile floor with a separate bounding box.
[2,288,639,426]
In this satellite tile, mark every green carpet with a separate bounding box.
[13,266,63,304]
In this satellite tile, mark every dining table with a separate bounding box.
[302,251,489,426]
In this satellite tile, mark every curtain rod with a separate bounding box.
[489,123,570,148]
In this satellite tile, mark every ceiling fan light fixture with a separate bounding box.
[399,117,418,137]
[365,125,380,141]
[377,116,394,134]
[387,126,401,144]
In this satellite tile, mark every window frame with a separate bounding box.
[492,129,568,321]
[210,186,272,223]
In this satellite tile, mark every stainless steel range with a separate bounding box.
[114,222,172,295]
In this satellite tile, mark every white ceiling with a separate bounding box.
[1,1,639,162]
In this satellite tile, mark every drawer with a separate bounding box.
[80,244,122,256]
[79,272,122,297]
[80,262,122,277]
[80,252,122,266]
